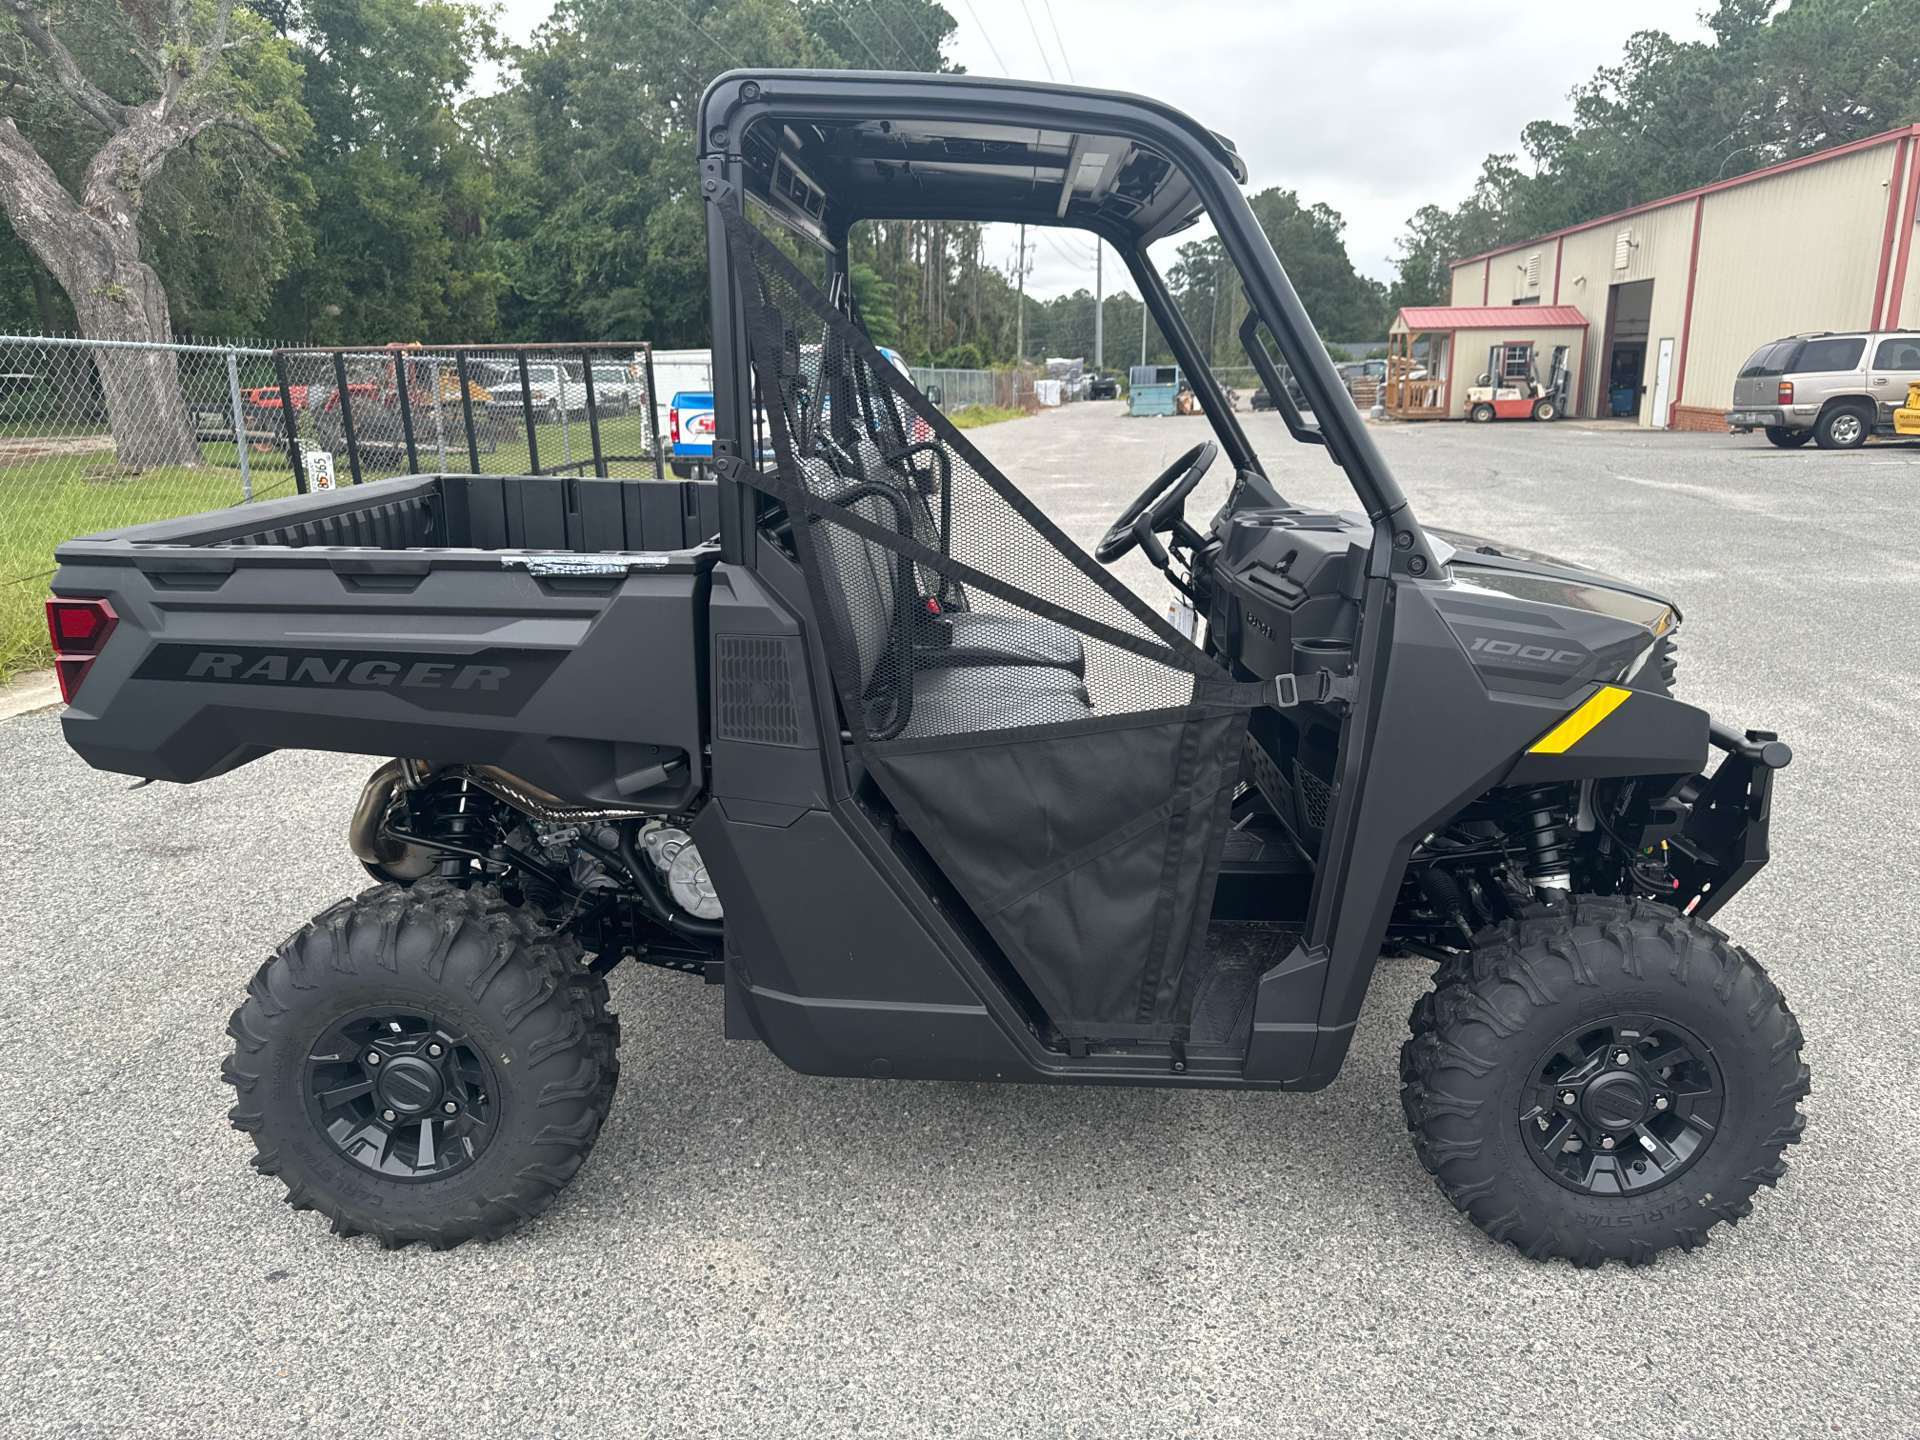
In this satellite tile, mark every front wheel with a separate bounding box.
[1400,898,1808,1266]
[1468,402,1495,423]
[221,879,620,1248]
[1531,397,1558,422]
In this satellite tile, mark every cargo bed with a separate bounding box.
[51,473,721,808]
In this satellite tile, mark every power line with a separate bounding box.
[657,0,743,68]
[959,0,1010,76]
[1042,231,1094,267]
[861,0,915,67]
[833,1,893,67]
[886,0,939,53]
[1038,0,1075,82]
[1014,0,1055,80]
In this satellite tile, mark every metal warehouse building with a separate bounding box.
[1436,122,1920,429]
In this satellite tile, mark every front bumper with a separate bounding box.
[1725,408,1787,430]
[1662,722,1791,919]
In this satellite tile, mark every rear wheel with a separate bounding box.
[1763,426,1812,449]
[1469,402,1495,423]
[1400,898,1808,1266]
[222,879,620,1248]
[1814,404,1872,449]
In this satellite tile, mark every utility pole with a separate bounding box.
[1141,292,1148,369]
[1016,224,1027,365]
[1094,241,1104,372]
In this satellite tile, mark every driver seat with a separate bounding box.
[801,456,1092,739]
[840,400,1087,678]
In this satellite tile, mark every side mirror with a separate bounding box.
[926,384,943,407]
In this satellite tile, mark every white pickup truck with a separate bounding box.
[478,360,637,422]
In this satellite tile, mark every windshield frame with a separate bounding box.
[700,70,1432,573]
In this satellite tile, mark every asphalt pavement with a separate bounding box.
[1,402,1914,1437]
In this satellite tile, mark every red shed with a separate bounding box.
[1384,305,1589,420]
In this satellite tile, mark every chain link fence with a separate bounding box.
[0,335,307,678]
[0,336,664,680]
[908,365,997,412]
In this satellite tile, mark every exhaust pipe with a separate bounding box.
[347,759,439,878]
[349,758,656,876]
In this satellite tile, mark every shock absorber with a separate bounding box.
[412,777,495,878]
[1513,784,1575,897]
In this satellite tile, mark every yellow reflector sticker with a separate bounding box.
[1529,685,1632,754]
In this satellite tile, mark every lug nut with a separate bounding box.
[1600,1136,1616,1150]
[442,1101,457,1114]
[428,1043,443,1058]
[366,1052,381,1065]
[1654,1096,1670,1111]
[382,1109,397,1122]
[1613,1050,1631,1066]
[1560,1091,1577,1107]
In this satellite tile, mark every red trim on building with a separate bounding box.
[1668,196,1706,429]
[1871,137,1911,328]
[1887,141,1920,329]
[1397,305,1588,329]
[1551,235,1564,305]
[1481,262,1489,305]
[1576,325,1590,419]
[1449,122,1920,275]
[1442,330,1457,416]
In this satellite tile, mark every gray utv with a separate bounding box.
[46,70,1805,1265]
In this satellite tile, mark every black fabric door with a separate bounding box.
[724,212,1250,1041]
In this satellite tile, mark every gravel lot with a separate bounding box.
[1,403,1914,1438]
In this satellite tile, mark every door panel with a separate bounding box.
[1650,338,1674,427]
[1868,333,1920,420]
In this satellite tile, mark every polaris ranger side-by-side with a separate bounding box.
[47,71,1806,1265]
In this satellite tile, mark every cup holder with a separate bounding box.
[1292,637,1352,677]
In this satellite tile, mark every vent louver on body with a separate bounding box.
[714,634,806,747]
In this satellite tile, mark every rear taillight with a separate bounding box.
[1778,380,1793,404]
[669,406,680,442]
[45,596,117,703]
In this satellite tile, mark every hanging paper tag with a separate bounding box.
[1166,600,1197,641]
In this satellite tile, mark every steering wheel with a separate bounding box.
[1094,441,1217,564]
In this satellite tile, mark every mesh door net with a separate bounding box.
[725,211,1254,1041]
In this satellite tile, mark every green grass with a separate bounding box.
[0,453,300,681]
[948,403,1027,429]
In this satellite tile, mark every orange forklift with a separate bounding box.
[1465,341,1571,422]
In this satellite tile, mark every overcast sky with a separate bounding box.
[486,0,1712,300]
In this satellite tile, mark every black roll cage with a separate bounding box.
[696,69,1435,579]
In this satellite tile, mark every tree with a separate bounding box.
[1245,188,1389,340]
[259,0,503,343]
[484,0,957,345]
[0,0,304,463]
[1394,0,1920,303]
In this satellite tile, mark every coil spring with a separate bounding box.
[1513,784,1575,884]
[410,777,497,847]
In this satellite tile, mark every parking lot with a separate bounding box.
[1,402,1914,1437]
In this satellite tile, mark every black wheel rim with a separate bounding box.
[1520,1014,1724,1196]
[304,1008,500,1182]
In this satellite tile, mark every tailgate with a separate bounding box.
[53,519,715,811]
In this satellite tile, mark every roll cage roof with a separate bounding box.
[697,70,1432,575]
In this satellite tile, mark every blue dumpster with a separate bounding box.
[1129,364,1180,416]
